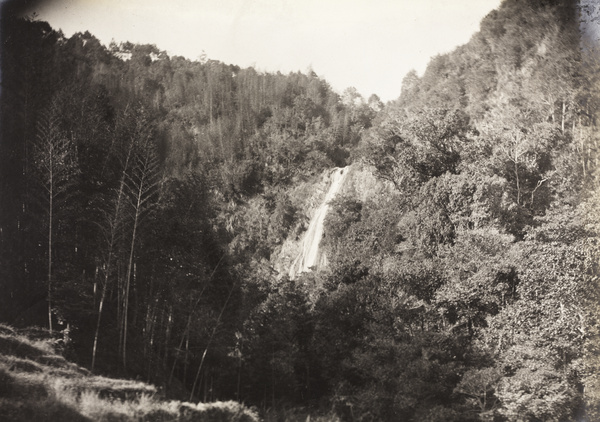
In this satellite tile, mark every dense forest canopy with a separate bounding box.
[1,0,599,420]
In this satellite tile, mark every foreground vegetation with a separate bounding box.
[1,0,599,420]
[0,324,259,421]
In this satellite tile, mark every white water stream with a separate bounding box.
[288,167,349,279]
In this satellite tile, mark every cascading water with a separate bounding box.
[288,166,349,279]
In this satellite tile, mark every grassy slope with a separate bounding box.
[0,324,259,422]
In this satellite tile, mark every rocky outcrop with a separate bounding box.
[272,164,392,279]
[287,166,349,279]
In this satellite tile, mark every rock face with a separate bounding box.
[287,166,349,279]
[272,164,392,279]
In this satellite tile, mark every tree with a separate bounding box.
[362,108,470,193]
[478,241,587,420]
[454,367,501,417]
[367,94,384,112]
[91,114,134,371]
[478,106,560,235]
[399,69,420,106]
[31,100,79,333]
[120,106,160,369]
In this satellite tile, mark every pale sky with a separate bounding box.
[25,0,502,102]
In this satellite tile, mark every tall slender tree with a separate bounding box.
[31,100,78,333]
[91,120,134,371]
[121,107,160,369]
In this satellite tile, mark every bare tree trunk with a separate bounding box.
[48,173,53,334]
[132,263,139,329]
[163,306,173,368]
[580,117,586,177]
[561,101,566,134]
[530,178,548,208]
[93,265,98,308]
[236,345,242,401]
[169,312,193,385]
[190,280,236,401]
[118,267,123,355]
[184,333,190,384]
[122,196,140,370]
[91,266,108,371]
[514,160,521,206]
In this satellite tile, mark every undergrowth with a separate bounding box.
[0,324,259,421]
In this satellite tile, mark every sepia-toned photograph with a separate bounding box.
[0,0,599,420]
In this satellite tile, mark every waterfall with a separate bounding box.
[288,166,349,279]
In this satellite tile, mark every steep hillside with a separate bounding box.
[327,0,600,419]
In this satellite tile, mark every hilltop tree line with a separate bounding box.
[1,0,599,420]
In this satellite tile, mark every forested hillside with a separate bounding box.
[1,0,599,420]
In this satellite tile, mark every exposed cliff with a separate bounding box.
[272,164,392,279]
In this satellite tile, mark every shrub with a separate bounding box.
[179,401,260,422]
